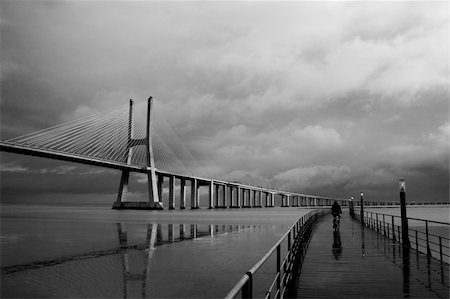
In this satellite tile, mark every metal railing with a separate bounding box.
[225,209,329,299]
[353,209,450,263]
[353,201,449,206]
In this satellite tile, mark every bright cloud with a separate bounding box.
[0,1,448,203]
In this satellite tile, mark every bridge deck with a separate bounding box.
[289,213,449,299]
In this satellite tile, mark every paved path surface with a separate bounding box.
[289,213,449,298]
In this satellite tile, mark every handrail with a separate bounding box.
[225,209,329,299]
[353,208,450,264]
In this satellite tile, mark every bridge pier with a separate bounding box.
[208,180,214,209]
[112,98,163,210]
[169,176,175,210]
[214,184,220,209]
[269,193,275,207]
[190,179,199,209]
[180,178,186,209]
[237,186,242,208]
[256,190,263,207]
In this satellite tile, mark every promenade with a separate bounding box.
[289,213,449,299]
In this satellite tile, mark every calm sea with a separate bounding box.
[1,204,315,298]
[1,204,448,298]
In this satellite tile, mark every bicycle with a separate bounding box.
[332,214,341,231]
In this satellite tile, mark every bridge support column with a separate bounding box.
[157,175,164,203]
[191,179,199,209]
[180,179,186,209]
[214,184,220,208]
[169,175,175,210]
[113,97,163,210]
[237,186,241,207]
[227,185,232,208]
[246,189,249,207]
[208,180,214,209]
[246,190,249,207]
[247,190,250,207]
[222,185,227,208]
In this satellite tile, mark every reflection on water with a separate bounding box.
[1,223,278,298]
[332,230,342,260]
[361,224,366,257]
[366,225,448,299]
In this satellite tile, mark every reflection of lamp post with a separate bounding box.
[360,192,364,225]
[399,179,410,249]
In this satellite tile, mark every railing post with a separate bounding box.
[415,230,419,253]
[383,214,386,236]
[439,236,444,283]
[242,272,253,299]
[376,213,379,232]
[425,220,431,256]
[392,216,396,242]
[276,244,281,298]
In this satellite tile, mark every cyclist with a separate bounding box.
[331,201,342,230]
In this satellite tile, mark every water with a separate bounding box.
[0,204,314,298]
[1,204,448,298]
[364,206,450,262]
[365,206,450,224]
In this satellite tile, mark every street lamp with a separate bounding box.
[399,179,410,249]
[360,192,364,224]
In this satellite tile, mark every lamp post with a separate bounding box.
[360,192,364,225]
[349,196,355,217]
[399,179,410,249]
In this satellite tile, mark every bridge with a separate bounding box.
[0,97,348,210]
[1,97,448,298]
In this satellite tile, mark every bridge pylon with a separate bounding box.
[112,97,163,210]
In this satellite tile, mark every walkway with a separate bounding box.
[288,213,449,298]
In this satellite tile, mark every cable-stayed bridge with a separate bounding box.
[0,97,347,210]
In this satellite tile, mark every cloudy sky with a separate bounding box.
[1,1,448,205]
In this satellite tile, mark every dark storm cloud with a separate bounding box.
[0,1,448,203]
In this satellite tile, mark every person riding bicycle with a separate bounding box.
[331,201,342,228]
[331,201,342,217]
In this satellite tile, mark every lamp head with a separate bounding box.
[399,179,406,192]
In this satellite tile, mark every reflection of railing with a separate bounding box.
[225,209,329,299]
[353,209,450,264]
